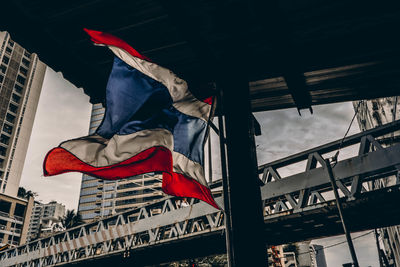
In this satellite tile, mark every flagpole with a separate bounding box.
[217,108,234,266]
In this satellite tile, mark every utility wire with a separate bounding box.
[291,230,374,257]
[331,100,364,166]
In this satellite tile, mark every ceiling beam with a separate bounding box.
[249,0,312,112]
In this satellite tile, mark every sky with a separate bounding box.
[19,67,91,210]
[18,66,381,266]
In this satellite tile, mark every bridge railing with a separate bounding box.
[2,120,400,266]
[258,119,400,216]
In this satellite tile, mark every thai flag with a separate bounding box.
[43,29,219,209]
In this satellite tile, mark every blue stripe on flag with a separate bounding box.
[97,57,176,139]
[97,56,206,165]
[172,111,206,166]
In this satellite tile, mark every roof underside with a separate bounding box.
[1,0,400,111]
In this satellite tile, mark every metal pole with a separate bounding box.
[208,134,213,183]
[325,159,359,267]
[217,110,234,266]
[374,229,384,267]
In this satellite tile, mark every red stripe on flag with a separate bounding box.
[43,146,172,179]
[83,28,151,62]
[202,96,213,105]
[162,172,220,209]
[43,146,219,209]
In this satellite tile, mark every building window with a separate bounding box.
[3,124,12,135]
[0,65,6,74]
[14,84,23,94]
[12,94,21,103]
[0,158,4,168]
[5,47,12,55]
[8,103,18,114]
[19,66,28,76]
[1,56,9,65]
[24,51,31,59]
[6,113,15,124]
[16,75,25,85]
[0,75,3,83]
[0,135,10,145]
[21,58,30,67]
[8,40,14,47]
[0,146,6,156]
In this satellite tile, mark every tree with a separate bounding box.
[61,209,84,229]
[17,187,38,199]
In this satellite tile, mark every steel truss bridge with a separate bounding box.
[1,120,400,266]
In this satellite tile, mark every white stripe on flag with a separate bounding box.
[172,152,207,187]
[108,46,211,122]
[60,129,173,167]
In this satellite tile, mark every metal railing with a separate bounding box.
[1,120,400,267]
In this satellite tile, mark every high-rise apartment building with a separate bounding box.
[27,200,65,241]
[354,97,400,266]
[0,193,33,247]
[0,32,46,197]
[77,104,164,222]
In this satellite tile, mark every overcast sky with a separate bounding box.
[18,66,380,266]
[20,67,91,210]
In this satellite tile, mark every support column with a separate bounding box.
[218,73,267,266]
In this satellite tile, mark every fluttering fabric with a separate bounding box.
[43,29,218,209]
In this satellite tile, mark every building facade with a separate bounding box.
[0,32,46,197]
[281,242,327,267]
[77,104,164,222]
[27,200,65,241]
[354,97,400,266]
[310,244,327,267]
[268,245,285,267]
[0,193,33,247]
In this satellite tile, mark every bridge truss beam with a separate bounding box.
[2,120,400,266]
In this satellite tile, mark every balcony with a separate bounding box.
[0,211,24,223]
[0,224,21,236]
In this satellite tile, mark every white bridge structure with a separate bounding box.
[2,120,400,266]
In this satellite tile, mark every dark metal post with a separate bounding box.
[325,159,359,267]
[208,135,213,183]
[218,76,266,266]
[213,1,266,265]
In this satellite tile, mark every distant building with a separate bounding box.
[282,241,327,267]
[0,193,33,247]
[283,252,297,267]
[268,245,284,266]
[77,104,164,222]
[27,200,65,241]
[310,244,327,267]
[354,97,400,266]
[0,32,46,197]
[296,241,313,267]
